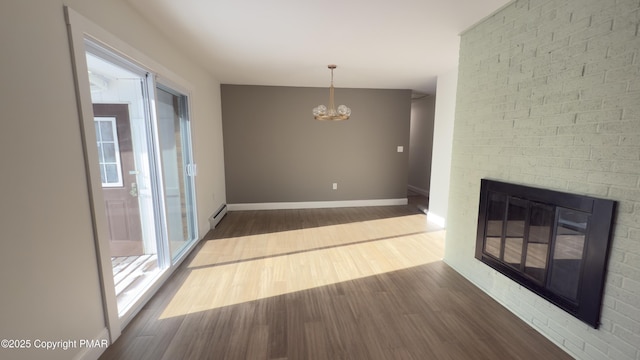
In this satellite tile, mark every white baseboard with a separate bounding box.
[407,185,430,197]
[73,327,110,360]
[228,198,408,211]
[426,211,446,228]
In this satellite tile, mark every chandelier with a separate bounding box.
[312,65,351,121]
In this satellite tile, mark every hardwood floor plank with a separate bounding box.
[100,202,572,360]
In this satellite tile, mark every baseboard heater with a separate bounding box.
[209,204,228,229]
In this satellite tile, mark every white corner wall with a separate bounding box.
[428,67,458,228]
[446,1,640,359]
[0,1,225,359]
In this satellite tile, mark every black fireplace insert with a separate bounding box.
[475,179,616,328]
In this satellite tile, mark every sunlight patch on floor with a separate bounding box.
[159,215,445,319]
[189,214,443,268]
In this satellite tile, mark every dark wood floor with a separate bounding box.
[99,201,571,360]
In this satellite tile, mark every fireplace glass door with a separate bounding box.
[484,192,505,259]
[475,179,615,328]
[524,203,553,283]
[505,197,527,269]
[483,194,554,285]
[548,208,589,302]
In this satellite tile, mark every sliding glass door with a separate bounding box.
[84,40,197,316]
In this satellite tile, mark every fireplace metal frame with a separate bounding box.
[475,179,616,328]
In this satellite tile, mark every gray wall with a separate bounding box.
[408,95,436,195]
[446,1,640,359]
[222,85,411,204]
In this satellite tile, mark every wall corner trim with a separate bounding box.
[426,211,446,228]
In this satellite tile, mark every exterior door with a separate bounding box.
[93,103,143,257]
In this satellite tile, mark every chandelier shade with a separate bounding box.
[313,65,351,121]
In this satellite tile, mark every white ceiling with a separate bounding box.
[127,0,511,94]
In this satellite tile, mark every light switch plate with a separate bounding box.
[397,146,404,152]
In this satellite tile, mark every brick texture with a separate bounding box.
[446,0,640,359]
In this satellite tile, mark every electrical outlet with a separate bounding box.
[332,183,338,190]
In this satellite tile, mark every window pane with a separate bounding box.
[96,143,105,163]
[95,121,102,141]
[100,121,114,141]
[103,143,116,162]
[105,164,119,183]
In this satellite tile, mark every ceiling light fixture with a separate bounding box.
[313,64,351,121]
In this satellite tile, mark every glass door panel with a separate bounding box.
[524,203,553,283]
[484,192,506,259]
[155,86,197,261]
[505,197,527,268]
[86,46,162,315]
[548,208,589,302]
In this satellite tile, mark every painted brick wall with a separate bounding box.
[445,0,640,359]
